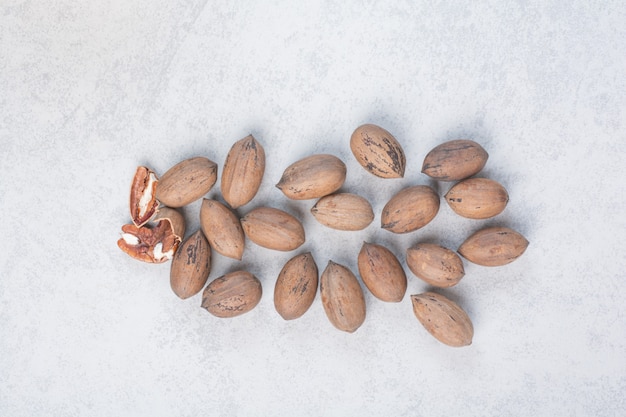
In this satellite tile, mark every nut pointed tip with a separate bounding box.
[174,292,190,300]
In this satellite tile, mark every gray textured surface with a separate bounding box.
[1,1,625,416]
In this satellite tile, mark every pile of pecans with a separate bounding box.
[118,125,528,347]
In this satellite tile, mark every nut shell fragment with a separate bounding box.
[320,261,366,333]
[422,140,488,181]
[411,292,474,347]
[156,157,218,207]
[274,252,318,320]
[221,135,265,209]
[130,166,159,227]
[201,270,262,318]
[458,226,529,266]
[117,214,184,264]
[153,207,185,242]
[276,154,346,200]
[350,124,406,178]
[170,230,211,299]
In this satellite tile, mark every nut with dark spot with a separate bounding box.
[445,178,509,219]
[170,230,211,299]
[276,154,346,200]
[274,252,318,320]
[221,135,265,209]
[411,292,474,347]
[311,193,374,231]
[357,242,406,302]
[201,270,262,318]
[200,199,245,260]
[406,243,465,288]
[320,261,366,333]
[350,124,406,178]
[422,140,488,181]
[156,156,217,207]
[381,185,440,234]
[241,206,305,251]
[458,226,529,266]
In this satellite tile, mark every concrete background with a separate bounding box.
[1,1,625,416]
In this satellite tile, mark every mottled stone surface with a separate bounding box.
[1,1,625,416]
